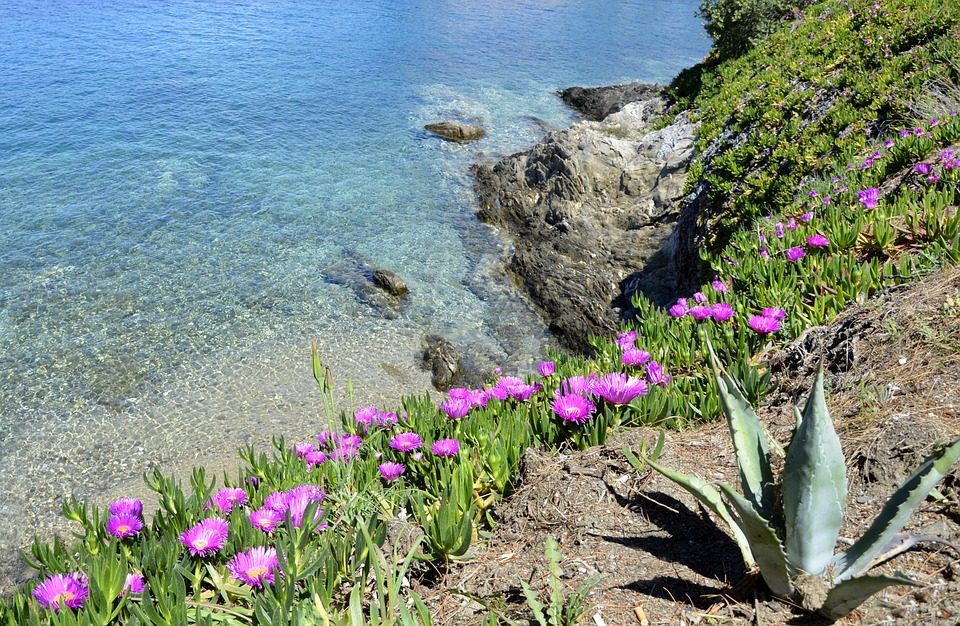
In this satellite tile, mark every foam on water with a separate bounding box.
[0,0,708,591]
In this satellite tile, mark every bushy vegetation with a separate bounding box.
[696,0,804,59]
[2,0,959,623]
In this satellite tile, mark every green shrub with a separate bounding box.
[697,0,800,59]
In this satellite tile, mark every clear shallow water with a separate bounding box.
[0,0,708,588]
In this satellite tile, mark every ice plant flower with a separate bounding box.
[293,442,314,457]
[594,372,648,405]
[807,234,830,248]
[537,361,555,377]
[761,307,786,320]
[710,302,735,322]
[431,438,460,457]
[748,315,781,334]
[305,450,327,469]
[775,222,785,238]
[32,572,88,611]
[389,432,423,452]
[785,247,806,262]
[228,546,280,589]
[264,491,292,514]
[107,514,143,539]
[551,394,596,425]
[689,305,712,321]
[250,507,283,533]
[109,498,143,518]
[354,406,377,431]
[559,375,595,396]
[374,411,398,428]
[378,462,405,481]
[645,361,669,387]
[287,494,325,529]
[711,277,729,293]
[180,518,229,557]
[615,330,637,349]
[622,347,651,367]
[668,302,689,318]
[914,162,932,175]
[207,487,248,515]
[121,573,145,596]
[858,187,879,209]
[801,211,815,223]
[441,397,472,420]
[759,247,769,259]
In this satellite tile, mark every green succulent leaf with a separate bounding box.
[783,369,847,577]
[834,437,960,582]
[719,484,793,598]
[819,572,920,621]
[641,454,756,569]
[707,339,776,518]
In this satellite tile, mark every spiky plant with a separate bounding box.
[624,344,960,620]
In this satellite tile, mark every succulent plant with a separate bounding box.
[624,343,960,620]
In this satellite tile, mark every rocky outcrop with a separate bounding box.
[474,90,697,353]
[559,83,666,121]
[425,121,486,142]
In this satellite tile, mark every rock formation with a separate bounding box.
[473,86,697,353]
[425,121,486,142]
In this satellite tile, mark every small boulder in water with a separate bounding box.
[372,268,408,297]
[422,335,462,391]
[425,121,485,143]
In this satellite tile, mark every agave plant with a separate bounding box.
[624,344,960,620]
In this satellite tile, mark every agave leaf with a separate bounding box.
[783,369,847,577]
[707,340,776,518]
[643,455,756,569]
[719,484,793,598]
[819,572,920,620]
[833,436,960,582]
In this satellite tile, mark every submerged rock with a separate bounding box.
[371,268,408,297]
[425,121,486,142]
[474,88,696,353]
[421,335,462,391]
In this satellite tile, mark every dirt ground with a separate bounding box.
[418,265,960,626]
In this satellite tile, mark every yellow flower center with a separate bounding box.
[117,524,130,534]
[246,566,268,578]
[54,591,75,607]
[193,539,208,550]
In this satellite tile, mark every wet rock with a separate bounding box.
[371,268,408,297]
[473,93,697,353]
[422,335,461,391]
[425,121,486,142]
[559,83,665,121]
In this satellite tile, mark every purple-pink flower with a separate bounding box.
[180,518,229,557]
[107,514,143,539]
[121,573,145,596]
[305,450,327,469]
[228,546,280,588]
[689,305,712,321]
[645,361,669,387]
[441,397,473,420]
[551,395,596,425]
[615,331,637,349]
[378,462,405,481]
[622,347,652,367]
[748,315,782,334]
[389,432,423,452]
[109,498,143,518]
[594,372,648,405]
[250,507,283,533]
[801,211,815,223]
[858,187,879,210]
[207,487,248,515]
[293,442,315,457]
[537,361,555,377]
[761,307,786,320]
[807,234,830,248]
[431,438,460,457]
[32,573,88,611]
[355,406,377,430]
[668,302,689,318]
[710,302,735,322]
[711,277,729,293]
[785,247,806,262]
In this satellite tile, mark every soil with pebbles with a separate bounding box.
[419,265,960,626]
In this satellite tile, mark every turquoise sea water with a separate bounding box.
[0,0,708,587]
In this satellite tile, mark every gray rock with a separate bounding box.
[371,268,408,297]
[425,121,486,142]
[474,95,697,353]
[422,335,462,391]
[559,83,665,121]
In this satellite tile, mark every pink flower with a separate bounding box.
[551,395,596,425]
[250,507,283,533]
[668,302,689,318]
[389,432,423,452]
[622,347,651,367]
[858,188,879,209]
[761,307,787,320]
[537,361,555,377]
[645,361,669,387]
[710,302,735,322]
[107,514,143,539]
[689,305,712,321]
[430,438,460,457]
[748,315,781,334]
[180,518,229,557]
[594,372,648,405]
[807,234,829,248]
[441,397,472,420]
[227,546,280,589]
[378,462,405,482]
[785,247,806,262]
